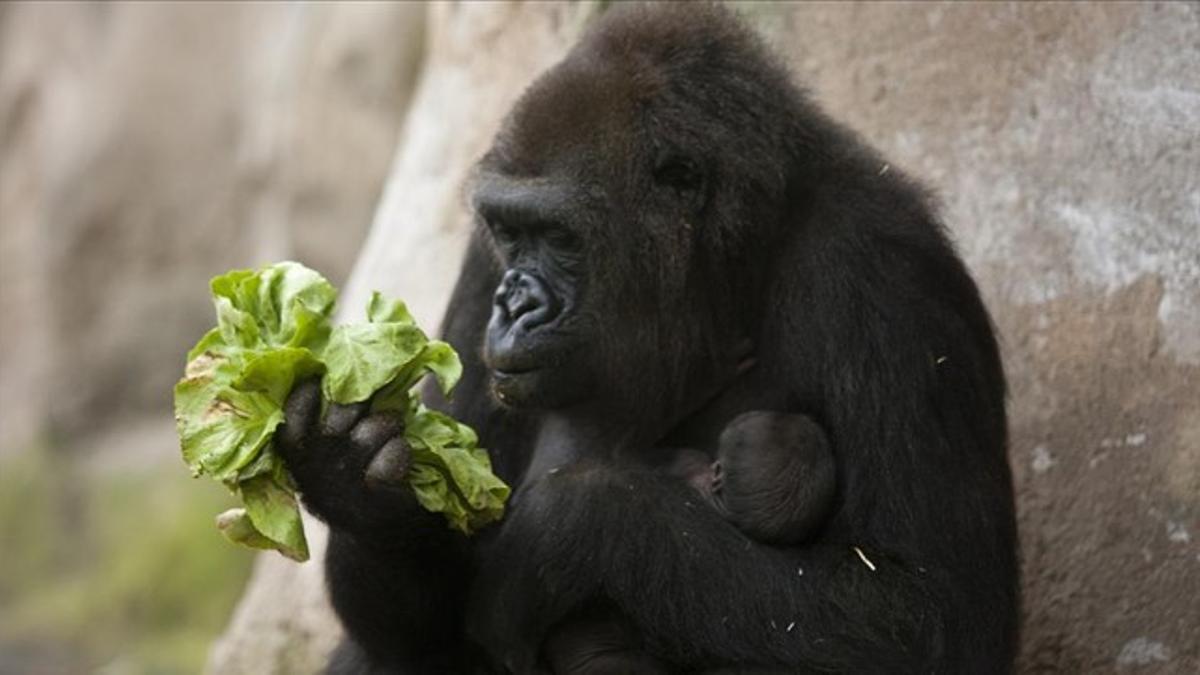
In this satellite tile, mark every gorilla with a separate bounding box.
[667,411,837,547]
[278,4,1018,674]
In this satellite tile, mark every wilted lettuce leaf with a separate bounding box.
[174,262,508,560]
[216,508,284,553]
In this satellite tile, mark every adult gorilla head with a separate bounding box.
[474,5,811,422]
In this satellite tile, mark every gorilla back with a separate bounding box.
[311,4,1019,673]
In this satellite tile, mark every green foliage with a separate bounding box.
[0,441,254,674]
[175,262,509,560]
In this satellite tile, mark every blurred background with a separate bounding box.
[0,2,424,672]
[0,2,1196,674]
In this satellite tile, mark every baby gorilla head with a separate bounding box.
[670,411,836,546]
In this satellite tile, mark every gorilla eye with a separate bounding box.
[543,227,580,250]
[654,157,706,201]
[488,219,519,246]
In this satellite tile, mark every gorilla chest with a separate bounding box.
[660,370,794,458]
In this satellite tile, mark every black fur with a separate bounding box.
[706,411,838,546]
[283,5,1018,673]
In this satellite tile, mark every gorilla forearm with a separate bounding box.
[325,530,475,673]
[277,382,479,671]
[474,464,948,673]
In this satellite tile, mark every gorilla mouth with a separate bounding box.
[490,364,548,407]
[493,364,540,377]
[486,327,591,408]
[486,336,565,379]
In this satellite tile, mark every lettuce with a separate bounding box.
[174,262,509,561]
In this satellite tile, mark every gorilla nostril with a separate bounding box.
[495,270,560,329]
[508,283,538,319]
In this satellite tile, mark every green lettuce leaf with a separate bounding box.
[321,322,428,404]
[404,406,508,533]
[174,262,508,560]
[240,474,308,561]
[365,290,416,325]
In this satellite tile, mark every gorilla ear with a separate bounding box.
[653,155,709,213]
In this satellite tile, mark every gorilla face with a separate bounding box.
[474,174,597,409]
[472,13,792,417]
[472,131,713,414]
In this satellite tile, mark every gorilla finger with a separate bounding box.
[349,412,405,451]
[280,378,322,448]
[365,437,412,491]
[324,400,370,436]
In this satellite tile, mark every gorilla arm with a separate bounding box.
[277,381,481,673]
[278,234,523,673]
[470,461,943,674]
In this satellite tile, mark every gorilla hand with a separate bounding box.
[282,380,477,670]
[276,378,420,535]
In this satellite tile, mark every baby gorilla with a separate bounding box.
[542,411,836,675]
[668,411,836,546]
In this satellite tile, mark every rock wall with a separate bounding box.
[0,2,425,452]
